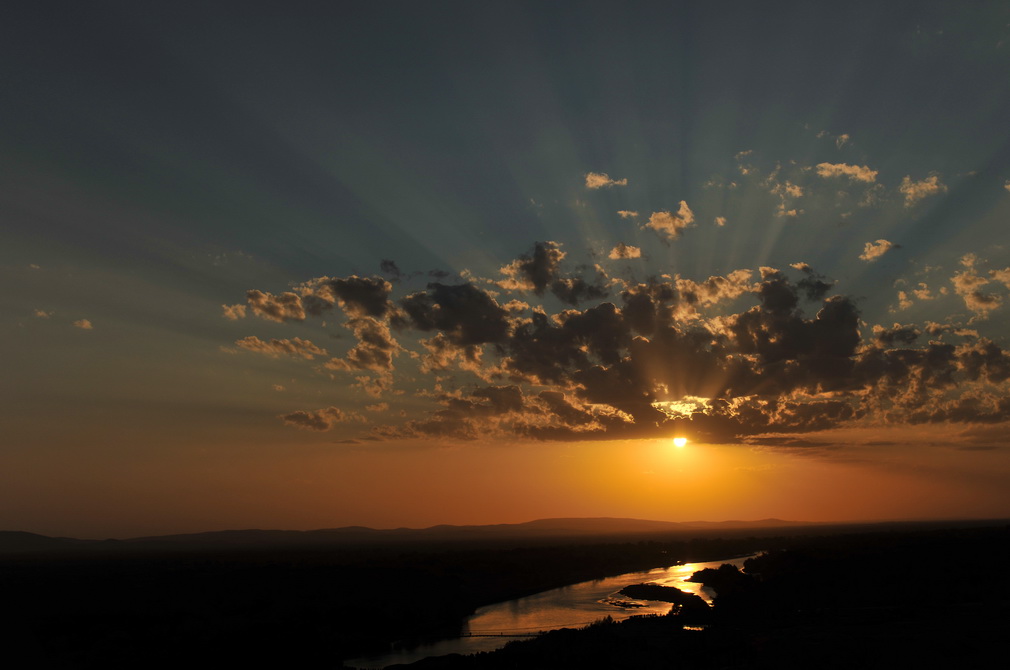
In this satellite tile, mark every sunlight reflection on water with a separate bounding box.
[346,553,754,669]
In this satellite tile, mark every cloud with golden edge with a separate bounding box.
[73,319,93,330]
[951,254,1002,317]
[815,162,878,183]
[642,201,694,240]
[900,174,947,206]
[608,243,642,260]
[616,210,638,219]
[584,172,628,189]
[221,304,247,320]
[231,237,1010,446]
[859,239,899,262]
[235,336,328,359]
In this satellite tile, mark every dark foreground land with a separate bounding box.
[390,524,1010,670]
[3,519,1007,668]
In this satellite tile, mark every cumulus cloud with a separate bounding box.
[617,210,638,219]
[280,406,365,431]
[608,243,642,260]
[585,172,628,189]
[498,241,608,305]
[246,290,306,322]
[714,216,727,227]
[642,202,694,240]
[859,239,899,262]
[952,255,1002,317]
[235,336,327,359]
[73,319,93,330]
[232,241,1010,443]
[900,174,947,206]
[815,162,878,183]
[990,267,1010,288]
[324,317,400,373]
[221,304,247,320]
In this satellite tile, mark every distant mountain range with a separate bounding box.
[0,517,817,555]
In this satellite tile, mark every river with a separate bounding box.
[345,553,755,669]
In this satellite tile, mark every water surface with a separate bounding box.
[346,554,753,669]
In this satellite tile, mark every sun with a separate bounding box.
[673,437,688,448]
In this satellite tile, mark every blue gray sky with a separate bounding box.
[4,1,1010,536]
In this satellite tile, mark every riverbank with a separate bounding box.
[3,533,772,668]
[374,524,1010,669]
[345,554,756,669]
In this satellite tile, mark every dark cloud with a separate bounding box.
[379,259,402,281]
[281,406,365,431]
[499,242,608,305]
[791,262,835,301]
[322,276,393,318]
[873,324,920,347]
[400,282,510,345]
[235,255,1010,442]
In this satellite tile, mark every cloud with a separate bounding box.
[714,216,727,227]
[991,267,1010,288]
[1004,179,1010,193]
[33,309,52,318]
[767,176,804,217]
[221,304,247,320]
[790,263,835,300]
[498,241,608,305]
[585,172,628,189]
[952,256,1002,317]
[900,174,947,206]
[233,245,1010,443]
[324,317,400,372]
[815,162,878,183]
[246,290,306,322]
[873,323,920,346]
[817,130,850,149]
[617,210,638,219]
[859,239,899,262]
[73,319,93,330]
[379,259,403,281]
[401,282,512,346]
[642,202,695,240]
[280,406,365,431]
[235,336,328,359]
[608,243,642,260]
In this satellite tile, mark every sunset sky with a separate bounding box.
[4,1,1010,538]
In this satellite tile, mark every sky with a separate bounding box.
[4,1,1010,538]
